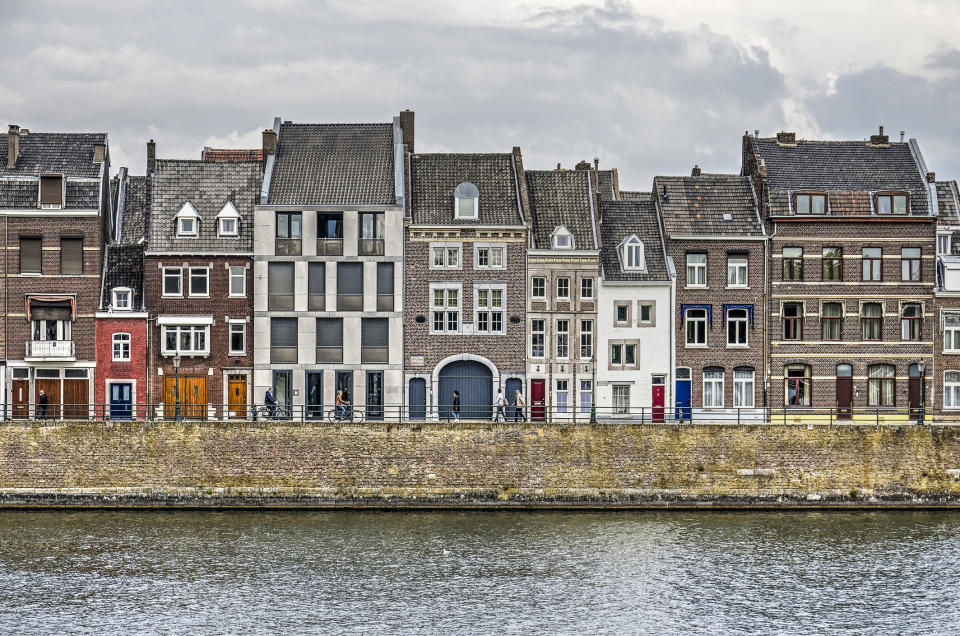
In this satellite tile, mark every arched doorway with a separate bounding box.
[437,360,493,420]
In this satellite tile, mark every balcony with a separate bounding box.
[358,238,384,256]
[317,238,343,256]
[275,238,302,256]
[26,340,75,360]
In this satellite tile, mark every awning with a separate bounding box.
[681,303,713,327]
[723,303,755,327]
[26,296,75,321]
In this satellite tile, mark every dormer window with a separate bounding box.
[216,201,240,237]
[176,202,200,237]
[620,235,645,271]
[454,182,479,219]
[551,226,574,250]
[876,193,908,215]
[794,192,826,214]
[112,287,132,311]
[40,174,63,209]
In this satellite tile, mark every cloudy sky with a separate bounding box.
[3,0,960,189]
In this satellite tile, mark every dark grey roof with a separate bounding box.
[0,180,39,207]
[600,199,670,282]
[0,132,106,178]
[268,123,395,206]
[101,244,144,310]
[937,180,959,226]
[750,137,930,216]
[598,169,619,200]
[654,174,763,237]
[526,170,597,250]
[118,175,147,245]
[147,160,261,253]
[410,153,524,226]
[620,190,651,202]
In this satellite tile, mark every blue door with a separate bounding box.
[675,377,691,422]
[109,383,133,421]
[438,360,493,420]
[408,378,426,420]
[504,378,522,419]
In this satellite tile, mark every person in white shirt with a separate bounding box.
[494,389,506,422]
[513,389,526,422]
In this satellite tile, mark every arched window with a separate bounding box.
[551,226,574,249]
[785,364,811,406]
[216,201,240,237]
[868,364,895,406]
[836,363,853,377]
[454,182,479,219]
[619,235,645,271]
[175,202,200,237]
[901,303,922,340]
[112,332,131,361]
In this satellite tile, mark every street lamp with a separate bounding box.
[173,354,181,422]
[918,360,925,425]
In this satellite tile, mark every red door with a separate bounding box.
[651,379,665,423]
[531,380,546,422]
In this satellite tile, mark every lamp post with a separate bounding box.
[173,354,181,422]
[918,360,925,425]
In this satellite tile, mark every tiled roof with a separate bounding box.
[936,180,959,226]
[0,132,106,178]
[654,174,763,237]
[750,137,930,216]
[410,153,524,226]
[600,199,670,282]
[526,169,597,249]
[0,179,39,207]
[147,159,261,254]
[268,123,395,206]
[620,190,651,202]
[101,244,144,310]
[118,175,148,245]
[202,147,263,162]
[598,169,619,200]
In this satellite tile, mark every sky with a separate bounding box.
[3,0,960,190]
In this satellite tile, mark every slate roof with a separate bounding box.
[147,159,261,253]
[268,123,395,206]
[100,244,144,310]
[936,180,960,226]
[597,169,619,200]
[409,153,524,226]
[600,199,670,282]
[525,169,597,250]
[118,175,148,245]
[654,174,764,237]
[620,190,651,202]
[202,147,263,162]
[749,137,930,216]
[0,132,106,178]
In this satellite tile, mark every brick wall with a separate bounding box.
[94,316,148,416]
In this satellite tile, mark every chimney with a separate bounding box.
[754,129,759,137]
[691,164,701,177]
[927,171,937,183]
[93,142,106,163]
[900,130,905,142]
[870,125,889,145]
[399,109,415,153]
[575,160,591,171]
[776,131,796,146]
[557,163,562,170]
[758,158,767,179]
[146,139,156,175]
[7,124,19,169]
[262,128,277,160]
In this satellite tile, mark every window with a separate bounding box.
[32,317,71,342]
[876,193,908,215]
[821,302,843,340]
[377,262,394,311]
[229,266,246,297]
[552,226,574,249]
[620,235,644,271]
[530,319,545,357]
[580,320,593,358]
[61,237,83,275]
[612,385,630,414]
[216,202,240,237]
[475,284,505,333]
[624,343,637,365]
[112,287,132,311]
[822,247,842,281]
[615,302,630,326]
[556,277,570,300]
[556,319,569,358]
[112,333,131,361]
[862,248,882,281]
[556,380,569,413]
[361,318,389,363]
[475,245,505,269]
[316,318,343,363]
[733,368,754,408]
[579,380,593,414]
[861,302,882,340]
[317,212,344,255]
[19,236,41,274]
[431,243,461,269]
[785,365,811,406]
[430,284,461,333]
[336,262,364,311]
[686,253,706,287]
[685,308,707,345]
[938,233,952,256]
[901,248,921,282]
[268,263,294,311]
[454,182,479,219]
[532,277,546,299]
[727,256,748,287]
[783,302,803,340]
[703,368,724,408]
[868,364,895,406]
[189,267,209,297]
[276,212,302,255]
[40,174,63,209]
[269,318,297,363]
[162,267,182,296]
[639,303,654,325]
[176,202,199,237]
[782,247,803,280]
[901,303,922,340]
[228,321,245,355]
[580,278,594,300]
[359,212,385,256]
[161,325,209,356]
[945,312,960,352]
[795,193,826,214]
[727,308,749,346]
[945,371,960,408]
[611,344,622,365]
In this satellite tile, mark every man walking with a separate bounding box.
[494,389,506,422]
[452,390,461,422]
[37,389,49,420]
[264,386,277,419]
[513,389,525,422]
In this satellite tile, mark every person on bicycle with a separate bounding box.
[336,389,346,421]
[264,387,277,418]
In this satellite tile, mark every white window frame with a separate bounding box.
[727,308,749,347]
[475,283,506,334]
[685,308,707,346]
[32,319,71,342]
[430,283,462,334]
[938,232,952,256]
[733,368,755,408]
[945,312,960,352]
[229,265,246,297]
[687,253,707,287]
[580,277,594,300]
[530,319,545,358]
[531,277,546,300]
[454,183,479,219]
[551,226,574,250]
[429,242,462,270]
[112,332,131,361]
[556,277,570,300]
[945,370,960,408]
[612,384,630,415]
[474,243,506,270]
[579,319,593,359]
[112,287,132,311]
[175,202,200,237]
[703,369,724,408]
[162,266,183,297]
[216,202,241,238]
[555,319,569,359]
[160,325,210,357]
[579,380,593,414]
[556,379,569,413]
[188,267,210,298]
[228,319,246,356]
[727,256,748,288]
[619,235,645,271]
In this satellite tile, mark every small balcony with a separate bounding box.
[275,238,302,256]
[26,340,75,360]
[317,238,343,256]
[358,238,384,256]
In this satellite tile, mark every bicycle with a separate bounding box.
[327,405,365,423]
[254,405,292,421]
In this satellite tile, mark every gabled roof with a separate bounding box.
[620,190,651,202]
[267,122,395,206]
[600,199,670,282]
[409,153,524,226]
[654,173,764,237]
[202,147,263,162]
[147,159,261,253]
[525,169,597,249]
[749,137,930,216]
[597,169,620,201]
[936,180,960,227]
[0,131,106,178]
[100,244,144,310]
[111,172,148,246]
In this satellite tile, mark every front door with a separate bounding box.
[530,379,546,422]
[63,379,88,420]
[651,376,666,423]
[505,378,522,420]
[12,379,29,419]
[306,372,323,420]
[908,363,923,417]
[164,376,208,420]
[408,378,426,420]
[366,371,383,420]
[675,368,691,421]
[836,364,852,420]
[35,378,61,420]
[227,375,247,420]
[109,383,133,420]
[336,371,353,419]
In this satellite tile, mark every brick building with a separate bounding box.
[933,179,960,418]
[1,125,111,419]
[145,145,260,420]
[404,149,528,419]
[743,128,937,418]
[653,168,767,420]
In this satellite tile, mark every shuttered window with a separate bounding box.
[40,175,63,207]
[337,262,363,311]
[20,236,41,273]
[316,318,343,363]
[270,317,298,363]
[268,263,295,311]
[361,318,389,363]
[61,237,83,275]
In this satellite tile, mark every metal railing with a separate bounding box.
[316,238,343,256]
[358,238,384,256]
[25,340,75,359]
[275,238,302,256]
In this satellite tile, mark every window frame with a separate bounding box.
[160,325,210,357]
[782,247,803,281]
[822,247,842,281]
[229,265,246,298]
[474,283,506,334]
[703,368,724,408]
[938,233,952,257]
[429,242,462,270]
[862,247,882,281]
[782,302,803,340]
[162,266,183,297]
[531,276,546,300]
[686,253,707,287]
[60,236,83,275]
[474,244,506,270]
[821,302,843,341]
[733,368,755,408]
[620,235,645,271]
[726,308,749,347]
[556,277,571,301]
[188,266,210,298]
[580,277,594,300]
[945,312,960,352]
[430,283,462,334]
[228,320,246,356]
[555,319,570,359]
[612,385,630,415]
[685,308,707,346]
[867,364,896,406]
[900,302,923,341]
[551,226,574,250]
[793,192,827,215]
[861,302,883,341]
[530,319,545,358]
[19,235,42,274]
[901,247,921,282]
[784,364,811,406]
[727,255,748,288]
[112,332,131,362]
[579,319,593,359]
[945,371,960,408]
[875,192,909,215]
[175,202,200,238]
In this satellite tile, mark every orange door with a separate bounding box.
[228,375,247,419]
[164,376,208,420]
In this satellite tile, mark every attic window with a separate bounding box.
[112,287,132,311]
[175,202,200,237]
[454,182,479,219]
[876,193,908,215]
[794,192,826,214]
[551,226,574,249]
[40,174,63,209]
[216,201,240,237]
[620,235,645,271]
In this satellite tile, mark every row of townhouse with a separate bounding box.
[2,116,959,422]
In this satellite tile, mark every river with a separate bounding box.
[0,510,957,634]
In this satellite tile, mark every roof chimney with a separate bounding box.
[146,139,156,175]
[776,131,796,146]
[927,171,937,183]
[399,109,415,153]
[870,125,889,146]
[691,164,701,177]
[7,124,19,169]
[754,129,759,137]
[262,128,277,160]
[575,160,591,171]
[557,163,562,170]
[93,142,106,163]
[900,130,905,143]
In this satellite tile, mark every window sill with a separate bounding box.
[161,352,210,358]
[188,294,211,299]
[556,297,571,302]
[726,344,750,349]
[685,286,709,290]
[228,294,246,299]
[943,350,960,355]
[228,351,246,357]
[19,272,42,277]
[685,344,708,348]
[161,294,183,299]
[726,286,750,290]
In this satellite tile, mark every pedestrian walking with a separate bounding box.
[264,386,277,418]
[37,389,49,420]
[513,389,525,422]
[494,389,506,422]
[452,390,461,422]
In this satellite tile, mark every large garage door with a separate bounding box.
[438,360,493,420]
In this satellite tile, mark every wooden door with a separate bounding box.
[836,377,853,420]
[63,379,89,420]
[651,381,665,423]
[164,376,207,420]
[228,375,247,419]
[531,379,546,422]
[35,379,61,420]
[12,380,29,419]
[909,377,922,416]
